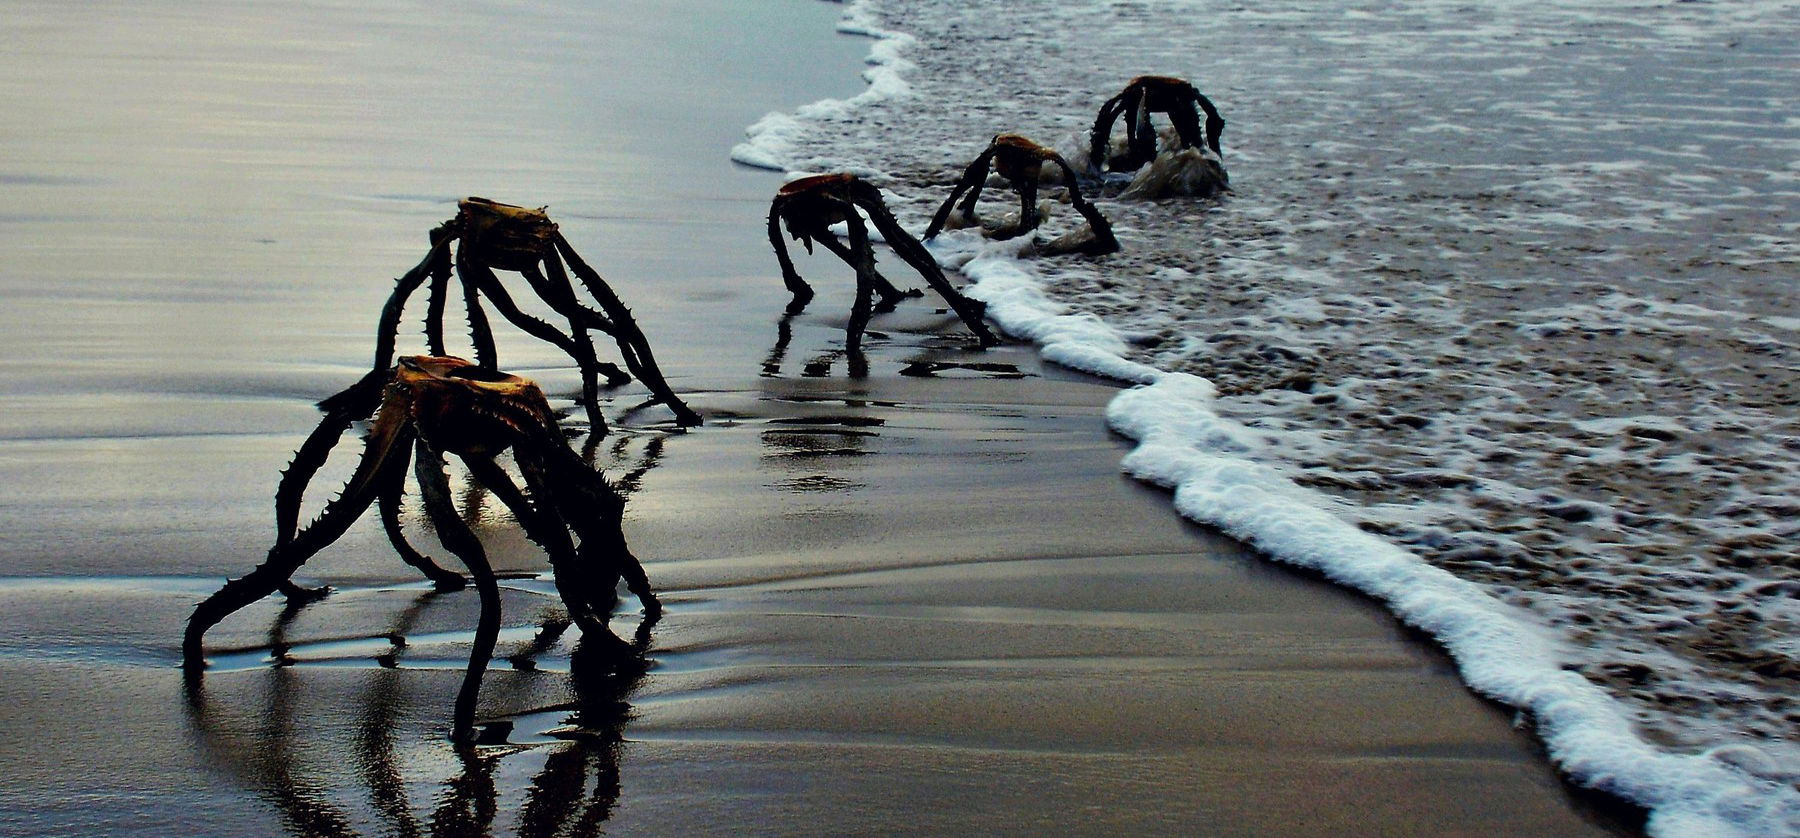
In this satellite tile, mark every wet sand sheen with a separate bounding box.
[0,350,1633,835]
[0,1,1637,835]
[608,354,1637,835]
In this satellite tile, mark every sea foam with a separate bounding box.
[730,3,916,173]
[948,228,1800,838]
[739,1,1800,834]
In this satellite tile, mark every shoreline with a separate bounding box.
[0,1,1647,834]
[0,335,1640,835]
[736,1,1800,833]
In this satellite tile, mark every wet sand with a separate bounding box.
[0,340,1639,836]
[0,1,1639,835]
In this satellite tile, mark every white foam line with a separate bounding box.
[952,239,1800,838]
[742,2,1800,834]
[729,0,917,175]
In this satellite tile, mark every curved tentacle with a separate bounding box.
[1089,92,1129,170]
[1124,87,1158,170]
[1164,93,1204,155]
[277,370,390,602]
[184,397,416,667]
[1193,90,1226,157]
[840,210,880,353]
[514,254,576,308]
[767,197,814,314]
[460,455,608,625]
[411,441,500,743]
[814,233,920,309]
[541,254,632,385]
[539,252,617,338]
[922,185,966,242]
[373,236,453,374]
[852,184,998,346]
[465,454,634,655]
[425,271,452,357]
[992,165,1040,241]
[535,442,660,622]
[1053,155,1121,255]
[461,258,619,433]
[458,259,584,358]
[552,234,702,427]
[521,262,614,435]
[455,247,500,368]
[924,150,995,240]
[377,457,467,590]
[424,224,456,356]
[954,154,994,223]
[569,326,608,434]
[279,370,386,545]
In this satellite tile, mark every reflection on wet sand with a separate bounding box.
[183,588,652,837]
[764,309,1033,384]
[184,357,667,745]
[178,388,673,833]
[897,360,1030,380]
[762,313,870,380]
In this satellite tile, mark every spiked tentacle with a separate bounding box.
[464,454,632,655]
[1054,155,1121,255]
[523,261,618,435]
[539,253,618,338]
[280,370,386,544]
[768,197,814,313]
[545,447,660,622]
[424,225,457,356]
[530,440,660,624]
[376,459,466,590]
[541,255,631,385]
[373,236,452,374]
[185,399,416,667]
[411,441,500,743]
[925,150,995,240]
[454,246,499,368]
[458,260,583,358]
[853,185,998,346]
[514,256,576,309]
[552,234,701,426]
[1089,92,1130,170]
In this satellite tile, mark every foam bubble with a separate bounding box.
[746,1,1800,833]
[730,1,917,177]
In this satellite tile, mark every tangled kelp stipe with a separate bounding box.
[184,356,659,741]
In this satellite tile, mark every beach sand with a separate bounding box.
[0,1,1640,834]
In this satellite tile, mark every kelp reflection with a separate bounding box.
[184,357,662,742]
[183,591,653,837]
[763,312,870,380]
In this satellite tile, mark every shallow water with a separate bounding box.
[0,0,867,832]
[735,0,1799,833]
[0,0,872,578]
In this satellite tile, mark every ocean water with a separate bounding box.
[737,0,1800,835]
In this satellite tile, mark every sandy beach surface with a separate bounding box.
[0,1,1641,834]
